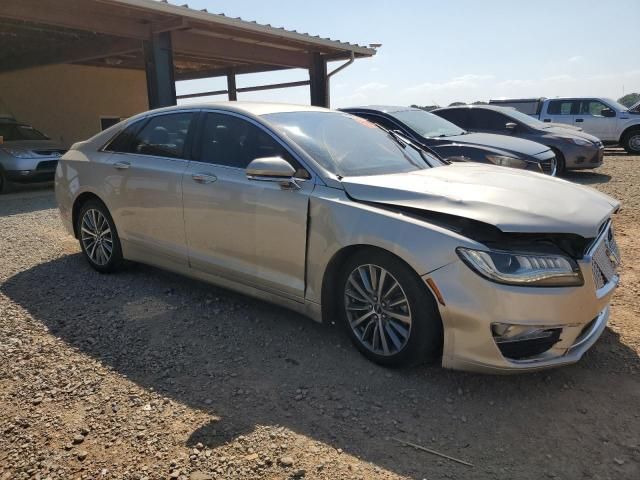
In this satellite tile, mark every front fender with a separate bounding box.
[305,185,482,305]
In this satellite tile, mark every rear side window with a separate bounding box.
[547,100,576,115]
[435,109,469,128]
[108,113,195,158]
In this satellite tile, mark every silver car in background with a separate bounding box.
[55,103,621,373]
[0,116,66,193]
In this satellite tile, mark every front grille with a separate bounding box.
[36,160,58,171]
[33,149,65,157]
[540,158,555,174]
[590,223,620,290]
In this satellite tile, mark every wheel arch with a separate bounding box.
[71,191,109,239]
[320,244,439,325]
[620,124,640,144]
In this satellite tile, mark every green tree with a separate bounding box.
[618,93,640,107]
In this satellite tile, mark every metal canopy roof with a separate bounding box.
[0,0,377,81]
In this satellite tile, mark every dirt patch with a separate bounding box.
[1,155,639,480]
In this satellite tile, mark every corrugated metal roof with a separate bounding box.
[108,0,378,56]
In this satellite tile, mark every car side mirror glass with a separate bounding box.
[246,157,301,189]
[601,108,615,118]
[505,122,517,130]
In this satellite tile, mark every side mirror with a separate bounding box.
[505,122,518,132]
[246,157,300,189]
[601,108,616,118]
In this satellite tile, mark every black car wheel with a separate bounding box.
[550,148,566,176]
[622,128,640,154]
[339,248,443,367]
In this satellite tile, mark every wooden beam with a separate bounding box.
[144,32,177,109]
[309,53,329,108]
[172,31,311,69]
[176,80,310,100]
[0,0,152,39]
[174,64,289,81]
[0,37,142,73]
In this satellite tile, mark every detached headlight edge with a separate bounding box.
[485,155,528,170]
[456,247,583,287]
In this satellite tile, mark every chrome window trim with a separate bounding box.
[99,109,200,159]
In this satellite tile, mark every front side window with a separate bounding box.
[579,100,611,117]
[468,109,510,131]
[434,109,470,128]
[197,113,301,172]
[264,111,437,177]
[113,113,194,158]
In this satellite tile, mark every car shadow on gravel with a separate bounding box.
[0,187,55,216]
[564,171,612,185]
[3,254,640,478]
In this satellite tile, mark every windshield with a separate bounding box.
[0,123,50,141]
[391,109,466,137]
[501,108,548,129]
[263,111,441,177]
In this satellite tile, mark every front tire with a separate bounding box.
[338,249,443,367]
[77,200,123,273]
[622,128,640,154]
[550,148,566,176]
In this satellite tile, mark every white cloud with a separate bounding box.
[568,55,584,63]
[356,82,388,92]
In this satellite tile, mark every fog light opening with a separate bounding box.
[491,323,563,360]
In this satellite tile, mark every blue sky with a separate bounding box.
[174,0,640,108]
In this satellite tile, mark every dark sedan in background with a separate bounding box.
[433,105,604,175]
[341,106,558,175]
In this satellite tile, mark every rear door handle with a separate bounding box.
[575,118,584,123]
[192,173,217,184]
[113,161,131,170]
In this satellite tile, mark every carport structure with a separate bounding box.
[0,0,377,109]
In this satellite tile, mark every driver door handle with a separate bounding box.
[575,118,584,123]
[192,173,217,184]
[113,161,131,170]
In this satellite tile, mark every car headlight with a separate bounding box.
[457,247,583,286]
[485,155,528,169]
[1,148,37,159]
[565,137,592,146]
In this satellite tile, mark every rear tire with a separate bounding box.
[622,128,640,154]
[76,200,124,273]
[338,249,443,367]
[0,171,10,194]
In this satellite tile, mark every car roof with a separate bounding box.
[140,101,330,117]
[341,105,418,114]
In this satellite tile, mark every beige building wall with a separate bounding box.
[0,64,148,147]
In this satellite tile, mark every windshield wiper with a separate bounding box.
[379,126,450,166]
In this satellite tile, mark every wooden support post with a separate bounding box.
[143,32,177,109]
[309,53,329,108]
[227,69,238,101]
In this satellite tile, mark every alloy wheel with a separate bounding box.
[80,208,113,266]
[548,157,558,176]
[630,133,640,152]
[344,264,412,356]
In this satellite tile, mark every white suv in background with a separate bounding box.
[490,97,640,154]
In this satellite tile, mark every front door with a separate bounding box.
[182,111,313,300]
[575,99,616,141]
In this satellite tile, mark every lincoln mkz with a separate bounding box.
[55,103,621,373]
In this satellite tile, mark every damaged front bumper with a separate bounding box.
[425,230,619,374]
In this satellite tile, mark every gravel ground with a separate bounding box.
[1,152,639,480]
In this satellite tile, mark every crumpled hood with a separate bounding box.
[342,163,619,238]
[447,132,550,156]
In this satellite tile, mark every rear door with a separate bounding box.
[182,111,314,300]
[540,99,577,127]
[104,111,196,266]
[575,99,616,141]
[466,109,512,135]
